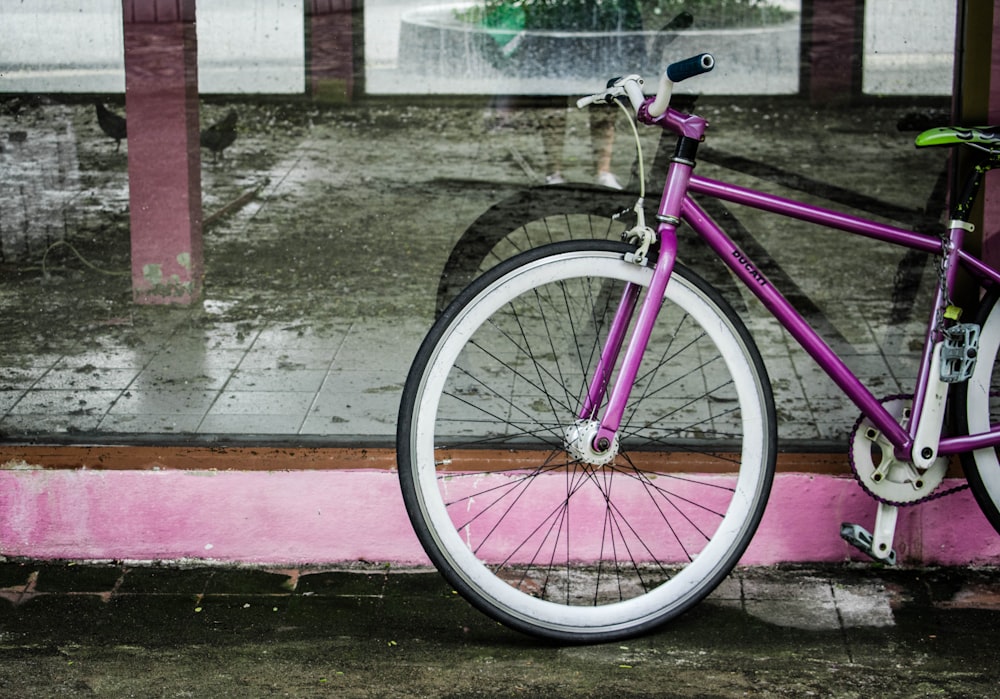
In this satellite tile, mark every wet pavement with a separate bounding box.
[0,96,950,448]
[1,560,998,697]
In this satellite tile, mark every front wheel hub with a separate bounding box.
[564,419,620,465]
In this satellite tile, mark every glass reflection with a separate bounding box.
[863,0,954,95]
[369,0,802,94]
[0,0,964,440]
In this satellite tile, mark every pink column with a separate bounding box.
[122,0,203,304]
[804,0,861,104]
[307,0,358,102]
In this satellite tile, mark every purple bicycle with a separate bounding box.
[397,54,1000,642]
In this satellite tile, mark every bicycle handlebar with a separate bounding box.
[666,53,715,83]
[576,53,715,118]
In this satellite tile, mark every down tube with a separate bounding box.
[680,196,912,449]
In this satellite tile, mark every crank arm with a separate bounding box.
[912,343,948,470]
[840,502,899,565]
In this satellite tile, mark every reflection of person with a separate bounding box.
[541,106,621,189]
[546,0,641,188]
[487,0,643,189]
[522,0,642,189]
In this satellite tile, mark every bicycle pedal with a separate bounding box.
[840,522,897,566]
[940,323,980,383]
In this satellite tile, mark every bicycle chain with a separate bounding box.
[934,235,954,335]
[847,394,968,507]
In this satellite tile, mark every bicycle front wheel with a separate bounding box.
[398,240,776,642]
[957,286,1000,533]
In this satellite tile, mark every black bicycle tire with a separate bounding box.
[956,285,1000,533]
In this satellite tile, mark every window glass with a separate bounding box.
[0,0,125,92]
[197,0,304,93]
[0,1,962,444]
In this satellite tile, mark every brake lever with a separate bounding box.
[576,75,645,112]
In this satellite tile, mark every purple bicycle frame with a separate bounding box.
[588,103,1000,462]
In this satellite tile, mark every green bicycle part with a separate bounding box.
[915,125,1000,149]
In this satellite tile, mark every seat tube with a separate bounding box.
[593,156,694,449]
[905,221,968,460]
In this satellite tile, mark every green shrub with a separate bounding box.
[459,0,792,32]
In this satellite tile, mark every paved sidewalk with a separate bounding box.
[1,560,998,697]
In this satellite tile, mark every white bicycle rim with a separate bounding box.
[964,295,1000,512]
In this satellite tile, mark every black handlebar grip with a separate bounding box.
[666,53,715,82]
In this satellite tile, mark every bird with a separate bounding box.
[200,110,238,162]
[2,95,43,121]
[94,101,127,152]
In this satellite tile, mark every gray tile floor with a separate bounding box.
[1,317,423,441]
[0,286,929,446]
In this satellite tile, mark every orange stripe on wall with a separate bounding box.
[0,445,860,474]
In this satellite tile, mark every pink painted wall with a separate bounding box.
[1,469,998,567]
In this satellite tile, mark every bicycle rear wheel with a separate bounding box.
[398,240,776,642]
[956,287,1000,533]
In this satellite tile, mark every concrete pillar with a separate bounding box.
[122,0,203,304]
[307,0,360,102]
[803,0,862,104]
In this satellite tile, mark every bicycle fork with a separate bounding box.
[579,229,679,456]
[576,159,692,459]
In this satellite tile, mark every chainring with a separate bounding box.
[849,395,949,505]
